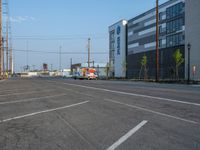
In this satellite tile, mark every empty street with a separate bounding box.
[0,78,200,150]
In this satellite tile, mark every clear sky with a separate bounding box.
[10,0,168,72]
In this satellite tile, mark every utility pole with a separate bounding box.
[3,0,13,76]
[7,0,12,75]
[70,58,72,75]
[0,0,2,78]
[5,0,8,76]
[59,46,62,71]
[32,65,35,71]
[155,0,159,82]
[92,60,94,68]
[88,38,90,68]
[9,41,13,74]
[26,40,29,72]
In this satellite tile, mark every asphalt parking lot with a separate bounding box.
[0,78,200,150]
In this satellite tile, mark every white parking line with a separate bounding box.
[107,120,148,150]
[0,101,89,123]
[0,87,48,94]
[60,82,200,107]
[105,99,199,125]
[0,88,31,93]
[0,94,66,105]
[191,85,200,87]
[53,86,200,125]
[0,89,54,97]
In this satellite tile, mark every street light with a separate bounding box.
[187,43,191,84]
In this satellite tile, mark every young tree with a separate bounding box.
[139,54,148,80]
[104,63,110,79]
[122,60,127,79]
[173,49,184,80]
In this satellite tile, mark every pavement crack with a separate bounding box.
[54,111,98,150]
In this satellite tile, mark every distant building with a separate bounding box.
[109,0,200,80]
[61,69,71,77]
[20,72,38,78]
[71,63,81,74]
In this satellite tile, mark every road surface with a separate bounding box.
[0,78,200,150]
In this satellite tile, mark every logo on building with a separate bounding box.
[117,26,121,35]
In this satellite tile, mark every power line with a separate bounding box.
[11,49,108,55]
[11,34,108,41]
[12,36,107,41]
[12,33,107,37]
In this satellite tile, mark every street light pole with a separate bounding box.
[70,58,72,75]
[88,38,90,68]
[59,46,62,71]
[156,0,159,82]
[187,43,191,84]
[0,0,2,78]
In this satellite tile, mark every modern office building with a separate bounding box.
[109,20,127,78]
[109,0,200,80]
[127,0,186,79]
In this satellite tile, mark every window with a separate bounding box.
[110,42,115,50]
[128,43,139,49]
[166,33,184,47]
[111,51,115,59]
[159,39,162,48]
[166,18,184,34]
[159,12,162,21]
[144,42,156,48]
[159,26,162,34]
[138,27,156,36]
[110,31,115,41]
[166,2,184,19]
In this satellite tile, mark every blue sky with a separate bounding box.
[10,0,167,72]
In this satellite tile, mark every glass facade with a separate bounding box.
[126,0,186,79]
[159,39,162,48]
[109,31,115,60]
[166,2,184,19]
[166,18,184,34]
[166,33,184,47]
[110,31,115,41]
[109,30,115,76]
[159,26,162,34]
[165,2,185,48]
[159,12,163,21]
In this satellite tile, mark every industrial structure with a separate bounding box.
[109,0,200,81]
